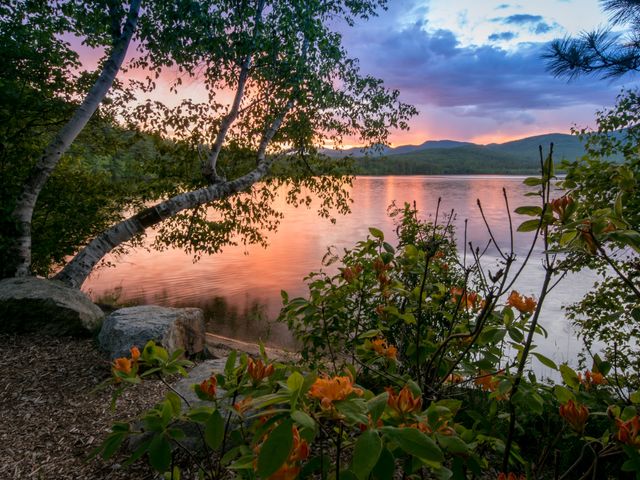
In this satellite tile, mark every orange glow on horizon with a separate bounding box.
[384,127,572,148]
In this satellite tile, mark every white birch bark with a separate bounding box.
[11,0,142,277]
[203,0,265,181]
[54,102,292,288]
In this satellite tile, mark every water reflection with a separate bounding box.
[83,176,594,367]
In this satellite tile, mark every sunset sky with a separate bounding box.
[77,0,638,146]
[337,0,636,145]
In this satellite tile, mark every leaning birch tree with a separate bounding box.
[6,0,415,288]
[7,0,142,277]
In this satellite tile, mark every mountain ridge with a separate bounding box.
[324,132,604,175]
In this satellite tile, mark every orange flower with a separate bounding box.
[559,399,589,433]
[233,397,253,415]
[506,290,537,315]
[474,371,500,392]
[341,264,363,284]
[289,426,310,462]
[450,287,482,310]
[615,416,640,447]
[409,419,454,436]
[257,426,309,480]
[130,346,140,362]
[370,338,398,360]
[577,220,598,255]
[247,358,275,382]
[550,195,573,221]
[113,357,132,375]
[578,370,607,390]
[308,375,363,409]
[199,375,217,399]
[445,373,464,384]
[386,385,422,416]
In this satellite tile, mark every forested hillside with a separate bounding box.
[349,133,607,174]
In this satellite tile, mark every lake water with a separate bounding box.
[82,176,597,371]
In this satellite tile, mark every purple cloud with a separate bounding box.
[534,22,553,34]
[501,14,544,25]
[488,31,518,41]
[340,19,626,123]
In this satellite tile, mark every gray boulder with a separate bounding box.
[98,305,205,359]
[0,277,104,335]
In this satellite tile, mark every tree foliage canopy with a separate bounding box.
[0,0,415,284]
[544,0,640,78]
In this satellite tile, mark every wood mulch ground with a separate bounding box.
[0,334,168,480]
[0,333,293,480]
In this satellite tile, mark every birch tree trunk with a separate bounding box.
[203,0,265,182]
[54,104,291,289]
[11,0,141,277]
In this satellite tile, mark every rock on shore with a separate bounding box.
[0,277,104,336]
[98,305,206,359]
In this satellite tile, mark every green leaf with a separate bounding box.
[523,177,543,186]
[559,231,578,246]
[369,227,384,240]
[560,364,580,390]
[507,326,524,343]
[339,471,359,480]
[553,385,575,404]
[372,448,396,480]
[352,430,382,480]
[287,371,305,392]
[514,205,542,216]
[383,242,395,253]
[532,352,558,370]
[229,455,257,470]
[187,406,215,423]
[123,437,153,467]
[335,399,369,425]
[517,219,540,232]
[630,391,640,404]
[502,307,514,326]
[382,427,444,463]
[436,466,454,480]
[225,351,237,377]
[436,434,469,455]
[161,400,174,426]
[257,419,294,478]
[358,329,381,339]
[164,466,181,480]
[166,391,182,415]
[148,434,172,472]
[204,409,225,450]
[98,432,125,460]
[291,410,315,431]
[367,392,389,423]
[288,371,305,409]
[614,191,624,219]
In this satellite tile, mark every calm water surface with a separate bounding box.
[83,176,597,370]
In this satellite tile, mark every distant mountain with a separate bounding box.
[340,133,605,175]
[322,139,473,158]
[486,133,587,164]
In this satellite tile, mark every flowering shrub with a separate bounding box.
[95,162,640,479]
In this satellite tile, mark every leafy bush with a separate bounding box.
[95,161,640,478]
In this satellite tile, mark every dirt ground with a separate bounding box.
[0,334,168,479]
